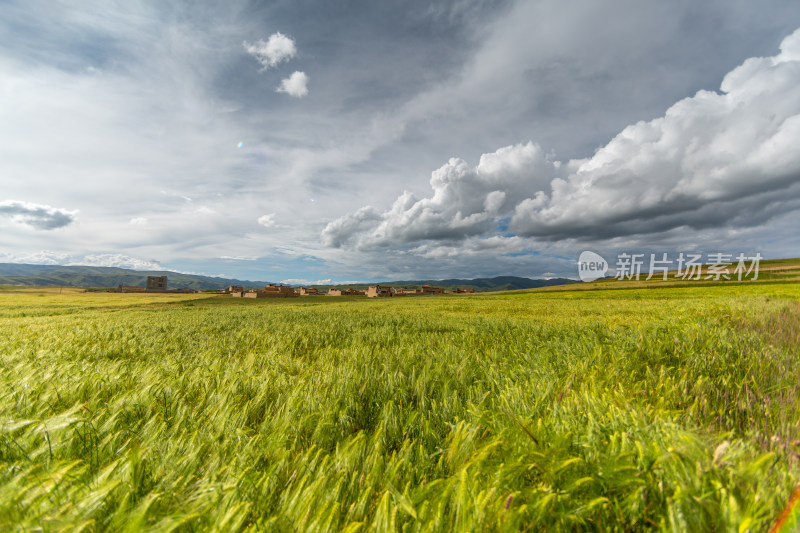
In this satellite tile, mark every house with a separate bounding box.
[366,285,393,297]
[420,285,445,295]
[328,288,365,296]
[146,276,167,291]
[120,285,146,293]
[229,285,244,293]
[453,288,474,293]
[261,284,298,298]
[299,287,320,295]
[239,284,297,298]
[392,287,420,296]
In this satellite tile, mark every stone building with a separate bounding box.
[366,285,393,297]
[420,284,445,295]
[146,276,167,291]
[392,288,420,296]
[328,288,365,296]
[241,284,298,298]
[120,285,146,293]
[299,287,320,295]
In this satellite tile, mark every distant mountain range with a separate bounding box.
[0,264,270,291]
[0,263,578,292]
[335,276,579,292]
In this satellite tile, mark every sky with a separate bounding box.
[2,0,800,284]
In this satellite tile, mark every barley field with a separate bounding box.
[1,282,799,531]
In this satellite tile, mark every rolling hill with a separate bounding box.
[0,264,270,291]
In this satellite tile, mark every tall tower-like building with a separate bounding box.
[146,276,167,291]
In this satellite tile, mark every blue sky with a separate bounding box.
[2,0,800,283]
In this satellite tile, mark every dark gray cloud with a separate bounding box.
[0,201,77,230]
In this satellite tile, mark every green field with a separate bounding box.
[1,281,799,531]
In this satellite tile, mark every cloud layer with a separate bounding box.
[0,200,77,230]
[323,28,800,248]
[3,2,800,282]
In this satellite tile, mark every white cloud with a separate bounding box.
[512,27,800,240]
[0,250,71,265]
[280,278,332,286]
[257,213,276,227]
[129,217,148,225]
[321,206,382,247]
[322,142,560,248]
[0,200,77,230]
[323,27,800,248]
[75,254,162,270]
[276,71,309,98]
[0,250,161,270]
[243,32,297,69]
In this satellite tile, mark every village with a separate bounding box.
[112,276,475,297]
[228,283,475,298]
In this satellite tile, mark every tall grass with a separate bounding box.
[1,284,799,531]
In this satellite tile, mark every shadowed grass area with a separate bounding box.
[740,301,800,349]
[1,283,799,531]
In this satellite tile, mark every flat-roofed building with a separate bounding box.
[299,287,320,295]
[366,285,393,297]
[146,276,167,291]
[328,288,365,296]
[261,284,298,298]
[420,284,445,295]
[392,287,420,296]
[240,284,297,298]
[120,285,146,293]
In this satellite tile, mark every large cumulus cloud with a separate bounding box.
[323,27,800,248]
[322,142,561,248]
